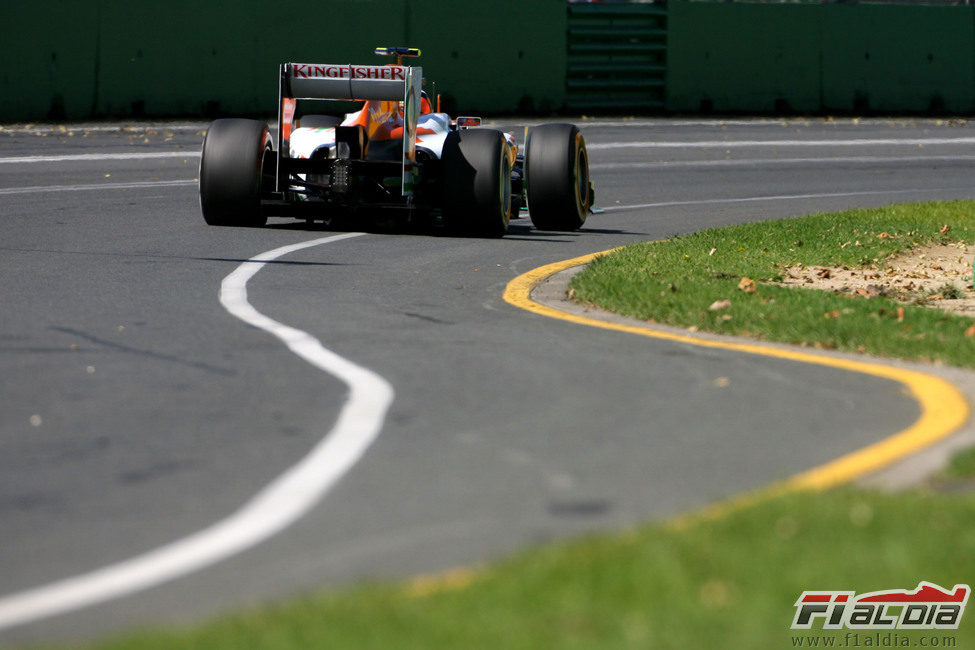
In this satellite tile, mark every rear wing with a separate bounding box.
[276,63,423,196]
[286,63,412,100]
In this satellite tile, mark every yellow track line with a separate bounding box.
[503,250,971,525]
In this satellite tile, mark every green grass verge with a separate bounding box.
[940,446,975,481]
[570,200,975,367]
[59,489,975,650]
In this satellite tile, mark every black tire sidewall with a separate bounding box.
[199,118,271,227]
[525,123,590,231]
[442,128,511,237]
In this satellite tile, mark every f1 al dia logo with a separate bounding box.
[791,582,970,630]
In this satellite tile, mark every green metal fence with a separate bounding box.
[565,2,667,112]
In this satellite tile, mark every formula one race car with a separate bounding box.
[199,47,594,237]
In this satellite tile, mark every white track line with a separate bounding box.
[588,137,975,150]
[0,152,200,164]
[0,232,394,631]
[576,118,968,128]
[4,136,974,164]
[0,180,196,195]
[600,187,973,212]
[0,124,206,135]
[590,154,975,171]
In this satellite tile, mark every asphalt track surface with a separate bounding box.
[2,117,974,644]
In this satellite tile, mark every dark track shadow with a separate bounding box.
[257,216,645,240]
[195,257,347,267]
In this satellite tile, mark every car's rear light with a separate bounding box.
[455,117,481,129]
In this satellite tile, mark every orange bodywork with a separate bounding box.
[342,96,435,141]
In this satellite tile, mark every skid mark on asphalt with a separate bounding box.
[0,232,395,630]
[504,252,970,522]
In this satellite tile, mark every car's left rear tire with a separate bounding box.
[199,118,273,227]
[441,128,511,237]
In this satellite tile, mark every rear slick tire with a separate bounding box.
[442,128,511,238]
[199,118,272,227]
[525,123,592,231]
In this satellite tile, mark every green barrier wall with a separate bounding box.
[667,1,975,114]
[0,0,565,121]
[820,4,975,113]
[667,2,821,113]
[3,2,973,121]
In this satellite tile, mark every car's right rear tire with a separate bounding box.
[199,118,272,227]
[441,128,511,237]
